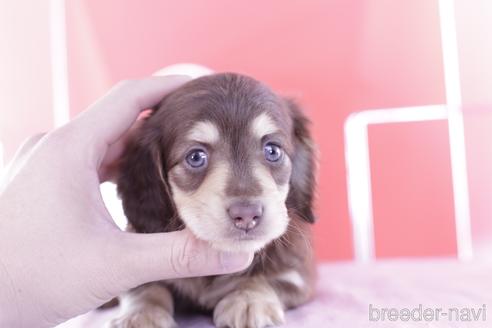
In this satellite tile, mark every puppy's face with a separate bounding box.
[156,75,293,252]
[120,73,315,253]
[169,118,293,252]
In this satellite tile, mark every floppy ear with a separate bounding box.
[117,126,180,233]
[284,99,317,223]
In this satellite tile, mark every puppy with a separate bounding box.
[110,73,317,328]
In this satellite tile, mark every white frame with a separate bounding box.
[50,0,70,127]
[345,0,473,262]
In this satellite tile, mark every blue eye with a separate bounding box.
[186,149,208,168]
[264,143,283,162]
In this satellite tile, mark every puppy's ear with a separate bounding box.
[284,99,317,223]
[117,127,178,233]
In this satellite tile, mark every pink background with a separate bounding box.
[1,0,491,261]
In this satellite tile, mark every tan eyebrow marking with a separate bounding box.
[251,113,278,139]
[187,121,220,144]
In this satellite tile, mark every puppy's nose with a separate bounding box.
[228,201,263,232]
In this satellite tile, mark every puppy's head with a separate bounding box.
[118,73,315,252]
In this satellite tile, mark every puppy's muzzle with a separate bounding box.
[228,200,263,232]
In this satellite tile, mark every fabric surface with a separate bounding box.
[57,258,492,327]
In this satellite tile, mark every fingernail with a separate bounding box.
[219,251,253,272]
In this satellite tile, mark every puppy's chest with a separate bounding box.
[166,275,245,310]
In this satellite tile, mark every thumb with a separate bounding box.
[114,229,253,288]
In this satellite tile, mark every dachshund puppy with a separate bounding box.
[110,73,316,328]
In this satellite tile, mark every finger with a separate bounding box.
[70,76,190,148]
[12,133,46,160]
[1,133,46,184]
[98,118,146,182]
[114,229,253,288]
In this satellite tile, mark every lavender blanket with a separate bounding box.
[58,258,492,327]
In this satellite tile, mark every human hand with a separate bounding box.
[0,76,253,328]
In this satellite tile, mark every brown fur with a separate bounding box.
[113,73,317,328]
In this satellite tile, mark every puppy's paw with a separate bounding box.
[106,305,177,328]
[213,289,285,328]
